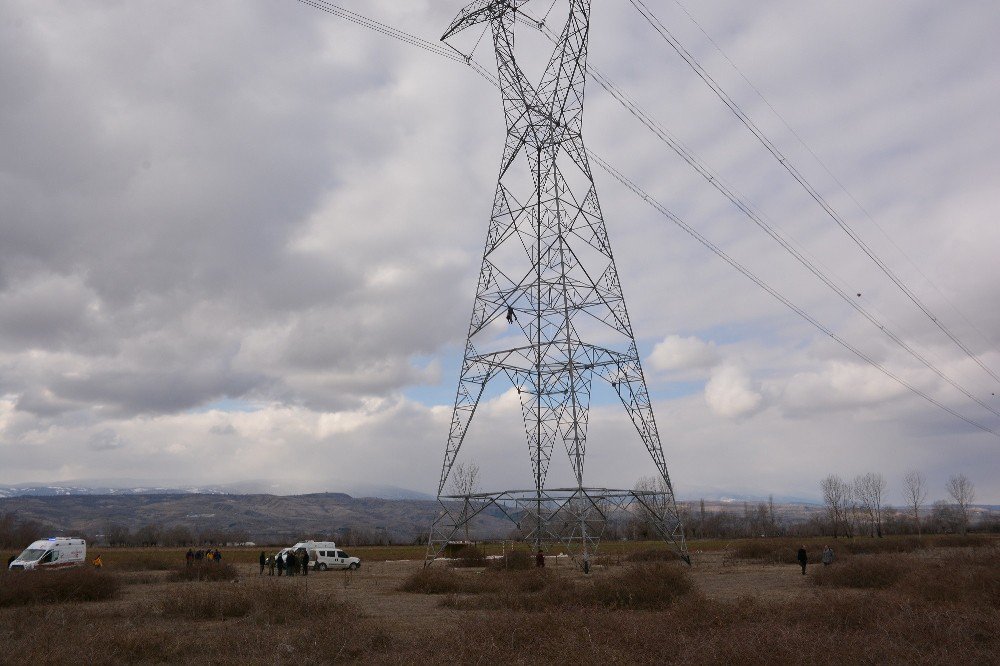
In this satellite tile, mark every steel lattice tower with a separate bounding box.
[428,0,688,566]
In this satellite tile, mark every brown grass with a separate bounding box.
[0,567,120,607]
[811,554,905,589]
[167,562,239,582]
[2,542,997,664]
[730,534,996,564]
[159,578,337,620]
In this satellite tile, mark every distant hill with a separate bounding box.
[0,492,504,544]
[0,480,434,501]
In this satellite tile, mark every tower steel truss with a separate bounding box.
[429,0,688,566]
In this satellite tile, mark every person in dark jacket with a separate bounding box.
[300,549,309,575]
[797,545,808,575]
[286,551,297,577]
[259,551,266,575]
[185,549,194,567]
[276,553,285,576]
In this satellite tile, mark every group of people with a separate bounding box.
[185,548,223,566]
[796,544,835,574]
[259,548,311,576]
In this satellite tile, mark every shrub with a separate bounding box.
[159,578,336,621]
[0,567,120,607]
[167,562,239,582]
[730,539,808,564]
[449,545,486,568]
[812,555,904,589]
[625,547,683,563]
[487,550,535,570]
[399,567,492,594]
[590,562,694,609]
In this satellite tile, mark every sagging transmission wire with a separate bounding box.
[515,8,1000,420]
[626,0,1000,388]
[668,0,997,362]
[588,150,1000,438]
[290,1,1000,437]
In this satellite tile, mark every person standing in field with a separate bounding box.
[276,553,285,576]
[797,545,808,575]
[259,551,266,575]
[300,549,309,576]
[822,545,834,566]
[286,550,297,577]
[185,549,194,567]
[267,554,275,576]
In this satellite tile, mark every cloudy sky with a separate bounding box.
[1,0,998,504]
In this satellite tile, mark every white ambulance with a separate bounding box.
[284,540,361,571]
[8,537,87,571]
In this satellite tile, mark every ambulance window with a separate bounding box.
[40,551,54,564]
[19,549,46,562]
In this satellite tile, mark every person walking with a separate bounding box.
[259,551,266,575]
[797,545,808,575]
[822,545,835,566]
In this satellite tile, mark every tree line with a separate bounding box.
[820,471,982,538]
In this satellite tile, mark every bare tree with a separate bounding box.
[903,471,927,536]
[946,474,976,535]
[450,462,481,542]
[854,473,887,537]
[821,475,849,538]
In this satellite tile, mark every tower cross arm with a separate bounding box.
[442,0,533,40]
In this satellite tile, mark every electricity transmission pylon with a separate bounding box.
[428,0,689,566]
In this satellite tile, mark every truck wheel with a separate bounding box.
[349,562,359,571]
[318,563,328,571]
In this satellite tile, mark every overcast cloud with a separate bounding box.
[1,0,998,504]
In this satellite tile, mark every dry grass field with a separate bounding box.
[0,536,996,664]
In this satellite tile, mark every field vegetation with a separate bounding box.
[0,537,996,663]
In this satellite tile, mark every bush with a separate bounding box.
[625,547,683,563]
[167,562,239,582]
[812,555,904,589]
[591,562,694,609]
[159,578,337,621]
[399,567,492,594]
[487,550,535,570]
[730,539,809,564]
[0,567,120,607]
[449,545,486,568]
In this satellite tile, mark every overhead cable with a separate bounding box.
[669,0,997,359]
[626,0,1000,388]
[291,0,1000,436]
[518,10,1000,419]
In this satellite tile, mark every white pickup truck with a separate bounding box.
[282,541,361,571]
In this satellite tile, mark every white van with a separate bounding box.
[284,540,361,571]
[8,537,87,571]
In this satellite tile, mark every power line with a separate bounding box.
[626,0,1000,388]
[668,0,998,359]
[587,151,1000,439]
[291,1,1000,436]
[516,10,1000,419]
